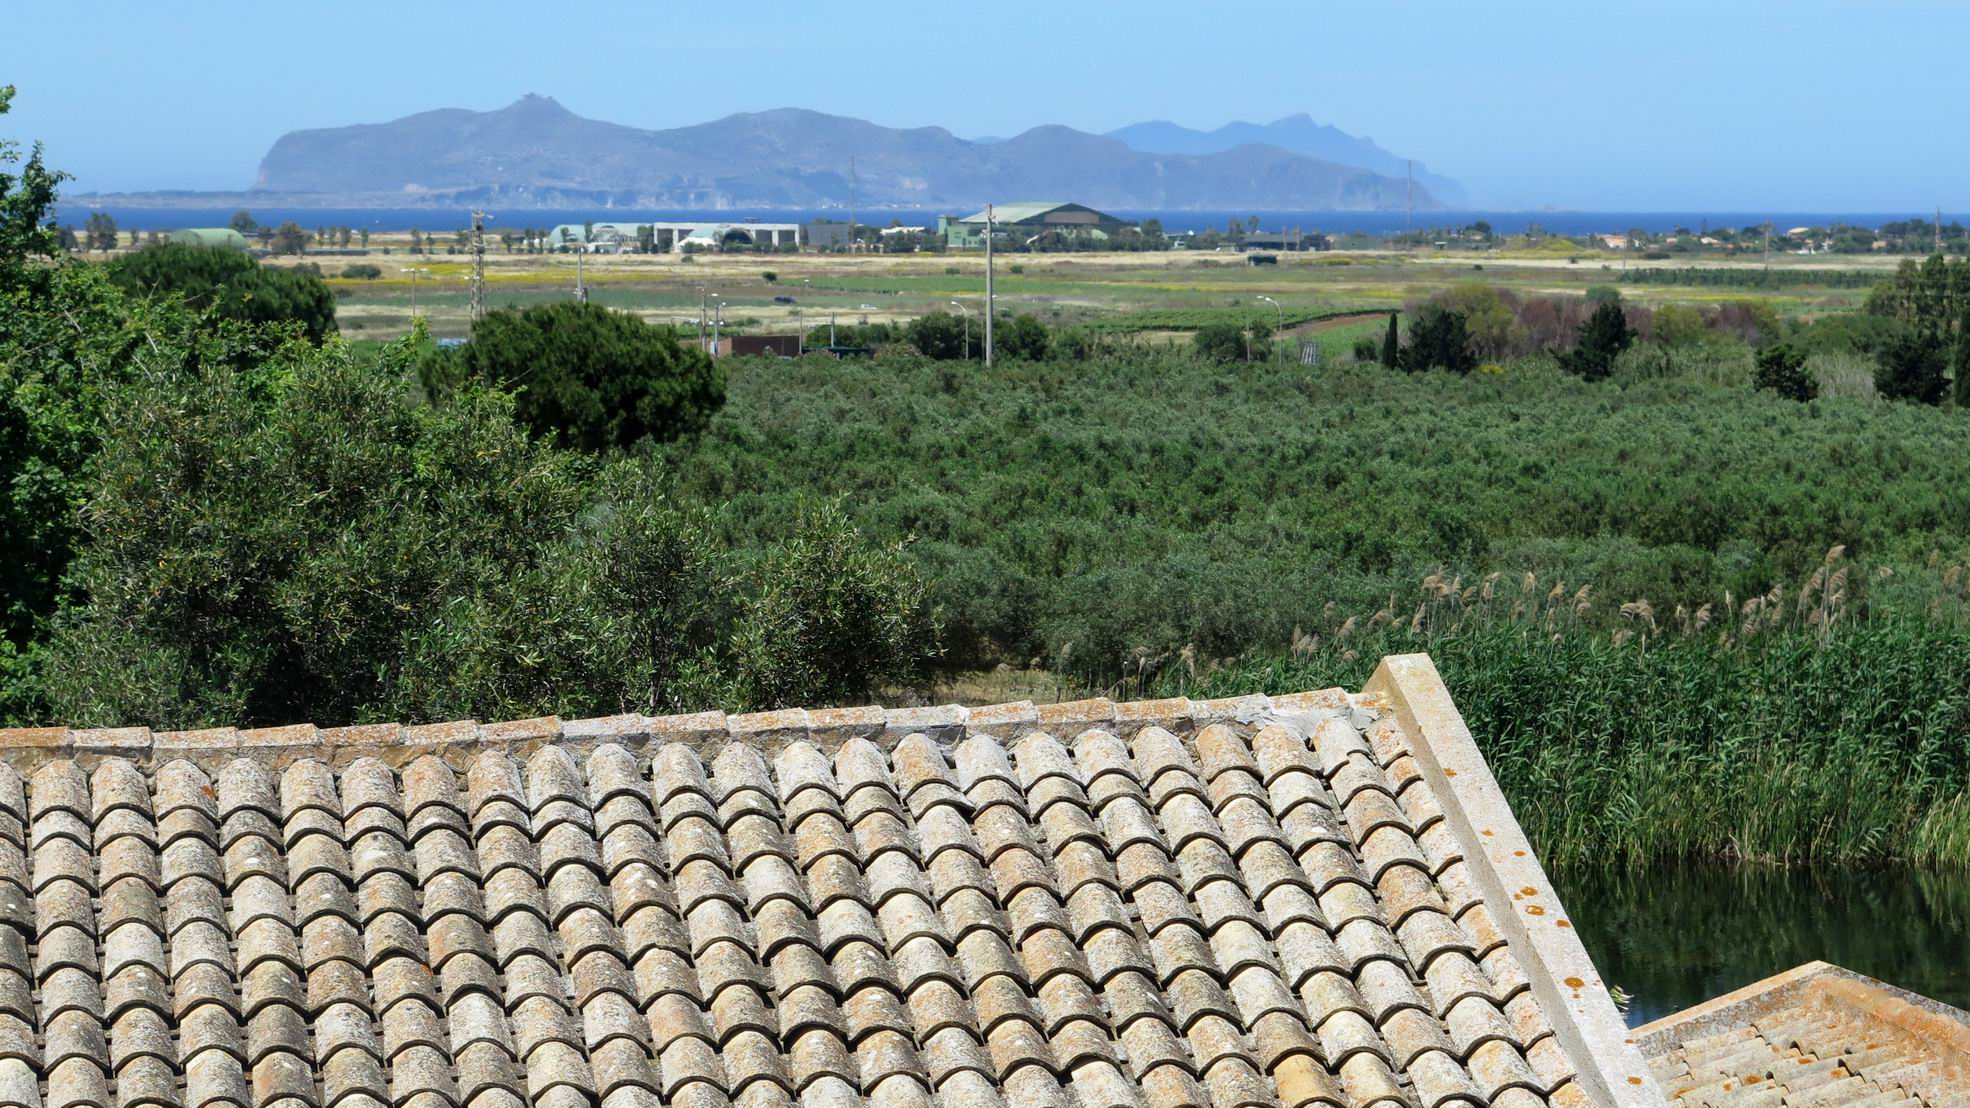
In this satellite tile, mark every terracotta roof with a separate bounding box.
[0,654,1661,1108]
[1636,962,1970,1107]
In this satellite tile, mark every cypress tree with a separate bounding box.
[1954,328,1970,408]
[1380,311,1399,368]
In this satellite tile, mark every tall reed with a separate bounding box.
[1153,561,1970,867]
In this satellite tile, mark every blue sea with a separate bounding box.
[54,204,1966,238]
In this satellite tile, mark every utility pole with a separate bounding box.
[848,155,857,253]
[1405,160,1413,252]
[698,288,707,351]
[574,241,588,303]
[984,203,995,367]
[469,209,488,323]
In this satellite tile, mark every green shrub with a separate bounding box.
[1794,312,1912,358]
[340,263,383,279]
[667,342,1970,686]
[1876,331,1949,404]
[1193,322,1245,363]
[108,242,337,342]
[998,314,1051,361]
[41,342,939,726]
[1651,303,1709,347]
[725,505,941,708]
[435,301,725,451]
[1400,307,1477,374]
[1753,343,1817,401]
[905,311,968,359]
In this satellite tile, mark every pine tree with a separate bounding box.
[1560,300,1635,381]
[1380,312,1400,368]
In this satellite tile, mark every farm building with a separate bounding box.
[939,201,1134,249]
[543,221,802,254]
[1243,228,1324,252]
[165,227,250,249]
[803,221,857,250]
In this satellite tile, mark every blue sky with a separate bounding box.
[4,0,1963,210]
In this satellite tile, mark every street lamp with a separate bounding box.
[1256,294,1284,329]
[950,300,970,360]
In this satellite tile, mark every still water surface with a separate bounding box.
[1551,863,1970,1027]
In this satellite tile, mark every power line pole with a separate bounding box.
[1405,160,1413,252]
[469,209,488,323]
[984,203,995,367]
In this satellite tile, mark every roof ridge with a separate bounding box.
[0,687,1362,767]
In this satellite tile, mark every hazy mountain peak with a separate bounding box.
[502,93,575,117]
[1106,116,1464,205]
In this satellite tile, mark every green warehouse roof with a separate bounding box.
[165,228,250,249]
[953,201,1125,224]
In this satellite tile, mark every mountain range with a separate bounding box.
[245,95,1452,212]
[1103,115,1466,206]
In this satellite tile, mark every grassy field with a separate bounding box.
[289,244,1893,340]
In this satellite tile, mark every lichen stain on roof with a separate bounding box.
[1636,962,1970,1107]
[0,654,1661,1108]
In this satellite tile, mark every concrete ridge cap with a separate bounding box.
[1638,959,1970,1059]
[1366,652,1669,1108]
[0,685,1378,765]
[1630,961,1835,1048]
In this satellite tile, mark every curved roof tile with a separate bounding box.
[0,654,1664,1107]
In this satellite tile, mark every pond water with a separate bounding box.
[1550,863,1970,1027]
